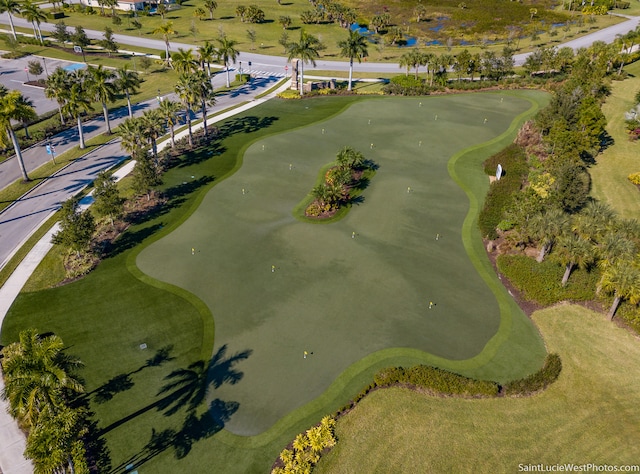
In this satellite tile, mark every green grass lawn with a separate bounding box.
[46,0,621,63]
[316,304,640,472]
[2,91,548,473]
[590,61,640,218]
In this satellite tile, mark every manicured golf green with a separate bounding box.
[137,92,548,436]
[2,92,550,472]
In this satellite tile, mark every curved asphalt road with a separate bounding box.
[2,11,640,72]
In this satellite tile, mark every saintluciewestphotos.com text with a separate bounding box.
[518,464,640,472]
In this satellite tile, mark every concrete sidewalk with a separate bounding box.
[0,78,289,474]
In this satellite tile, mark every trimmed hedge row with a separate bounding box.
[479,144,529,239]
[374,365,500,397]
[338,352,563,415]
[504,353,562,396]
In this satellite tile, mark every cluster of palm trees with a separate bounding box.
[309,146,367,215]
[272,415,337,474]
[519,201,640,320]
[44,64,142,150]
[285,29,368,95]
[399,47,516,84]
[1,328,88,473]
[0,0,50,45]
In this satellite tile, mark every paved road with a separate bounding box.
[2,12,640,73]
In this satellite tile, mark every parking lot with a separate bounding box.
[0,54,86,116]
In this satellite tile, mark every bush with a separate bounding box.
[496,254,599,305]
[628,172,640,185]
[382,75,431,96]
[277,89,301,99]
[503,353,562,396]
[478,144,528,239]
[374,365,500,397]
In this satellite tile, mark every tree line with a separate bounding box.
[479,38,640,322]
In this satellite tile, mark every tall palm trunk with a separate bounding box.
[36,23,43,44]
[125,91,133,118]
[77,116,85,149]
[185,106,193,147]
[56,102,65,125]
[7,13,16,41]
[561,262,574,286]
[7,127,29,181]
[536,243,549,263]
[101,102,111,134]
[225,63,231,88]
[607,294,621,321]
[169,124,175,147]
[201,100,208,137]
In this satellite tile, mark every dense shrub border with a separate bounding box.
[274,353,562,472]
[503,353,562,396]
[496,254,599,305]
[478,144,529,239]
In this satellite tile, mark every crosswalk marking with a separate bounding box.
[232,69,288,78]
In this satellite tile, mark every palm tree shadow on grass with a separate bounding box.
[101,345,251,473]
[87,346,176,404]
[216,115,278,138]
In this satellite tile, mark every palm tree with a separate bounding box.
[153,21,176,65]
[204,0,217,20]
[600,260,640,320]
[175,74,197,147]
[139,109,165,159]
[338,30,368,91]
[216,36,240,88]
[118,117,145,157]
[190,70,215,137]
[287,30,321,96]
[527,207,569,262]
[16,93,35,140]
[399,49,424,79]
[171,47,199,75]
[157,99,181,148]
[63,81,93,149]
[88,65,117,134]
[116,65,142,118]
[572,201,616,242]
[20,0,46,44]
[25,405,88,474]
[45,67,70,125]
[0,90,37,181]
[555,233,594,286]
[0,328,84,430]
[198,40,217,77]
[0,0,21,40]
[336,146,365,170]
[596,233,637,294]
